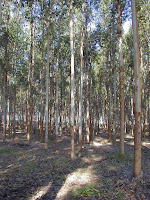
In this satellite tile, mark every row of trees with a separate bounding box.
[0,0,149,179]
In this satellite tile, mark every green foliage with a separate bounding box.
[24,167,32,174]
[107,152,133,164]
[69,183,100,199]
[0,147,18,155]
[23,163,36,174]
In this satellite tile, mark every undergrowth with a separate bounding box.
[69,183,100,199]
[0,147,18,155]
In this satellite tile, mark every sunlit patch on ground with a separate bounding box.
[55,166,97,200]
[126,141,134,146]
[94,137,108,144]
[142,141,150,148]
[93,141,103,147]
[108,165,117,171]
[125,135,134,139]
[29,182,52,200]
[91,155,104,162]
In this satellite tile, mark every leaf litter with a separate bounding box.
[0,132,150,200]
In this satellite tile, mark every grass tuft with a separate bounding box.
[23,163,36,174]
[0,147,18,155]
[69,183,100,199]
[107,152,133,164]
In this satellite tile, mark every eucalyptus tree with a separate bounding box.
[137,0,150,136]
[27,2,34,143]
[117,0,124,155]
[45,0,51,148]
[123,28,134,135]
[55,36,60,140]
[0,0,2,134]
[39,0,45,143]
[97,0,114,140]
[131,0,142,179]
[112,0,117,145]
[70,0,75,159]
[54,1,66,140]
[0,0,1,26]
[79,0,85,150]
[85,6,90,143]
[2,1,10,141]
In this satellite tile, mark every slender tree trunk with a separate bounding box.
[27,5,33,143]
[45,0,51,146]
[0,0,1,27]
[148,82,150,136]
[70,0,75,159]
[79,1,84,151]
[56,52,60,140]
[108,85,112,142]
[45,4,50,148]
[8,92,12,136]
[30,25,35,135]
[113,69,117,144]
[13,85,16,138]
[117,0,124,155]
[85,15,90,143]
[40,1,44,143]
[40,69,44,142]
[89,1,93,143]
[112,0,116,145]
[59,71,63,136]
[105,84,109,135]
[3,6,9,141]
[131,0,142,179]
[3,70,6,141]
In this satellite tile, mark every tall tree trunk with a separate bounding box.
[45,1,50,148]
[40,1,44,143]
[0,0,1,27]
[108,84,112,142]
[3,4,9,141]
[13,85,16,138]
[27,5,33,143]
[56,51,60,140]
[40,69,44,142]
[131,0,142,179]
[117,0,124,155]
[85,15,90,143]
[89,1,93,143]
[112,0,116,145]
[59,71,63,136]
[8,90,12,136]
[70,0,75,160]
[3,70,6,141]
[79,0,84,151]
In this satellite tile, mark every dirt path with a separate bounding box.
[0,132,150,200]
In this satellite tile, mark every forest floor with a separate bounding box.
[0,130,150,200]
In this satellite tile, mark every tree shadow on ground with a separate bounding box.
[36,132,150,199]
[0,134,89,200]
[0,131,150,200]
